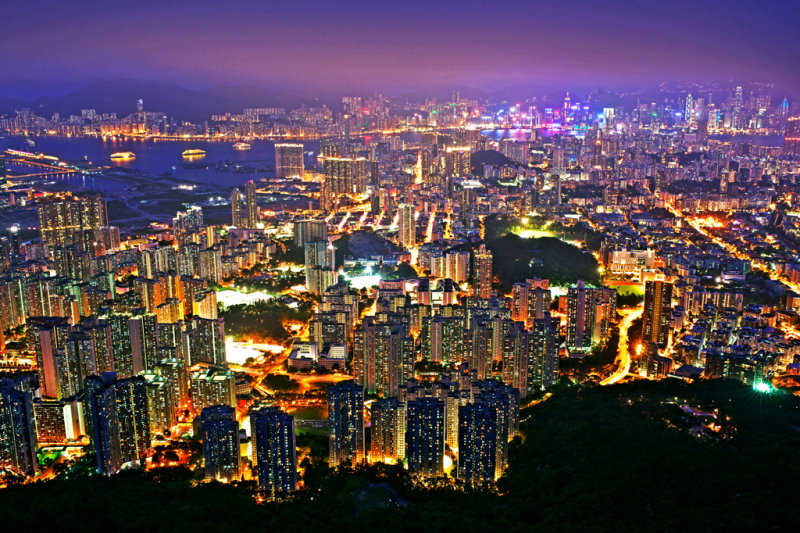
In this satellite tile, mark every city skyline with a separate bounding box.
[2,2,800,530]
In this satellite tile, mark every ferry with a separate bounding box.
[232,142,251,151]
[182,148,206,157]
[110,151,135,160]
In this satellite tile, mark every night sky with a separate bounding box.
[2,0,799,98]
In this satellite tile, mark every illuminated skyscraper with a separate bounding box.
[370,397,406,464]
[782,117,800,156]
[245,180,258,228]
[36,194,107,246]
[324,157,368,194]
[398,203,416,249]
[457,400,497,484]
[293,219,328,246]
[230,187,243,227]
[406,397,445,477]
[0,377,38,476]
[566,281,616,353]
[190,367,235,414]
[275,143,305,179]
[250,406,297,492]
[643,280,673,348]
[529,313,560,392]
[200,405,240,483]
[684,93,694,125]
[305,240,336,290]
[0,154,6,190]
[328,381,364,467]
[114,376,150,465]
[83,373,122,475]
[472,244,493,299]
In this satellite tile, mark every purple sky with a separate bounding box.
[2,0,799,98]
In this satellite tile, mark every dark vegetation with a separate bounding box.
[221,299,314,343]
[487,234,601,290]
[560,328,620,381]
[484,214,604,251]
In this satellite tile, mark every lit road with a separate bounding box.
[666,201,800,294]
[601,307,643,386]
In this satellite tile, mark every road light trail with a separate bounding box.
[601,307,643,386]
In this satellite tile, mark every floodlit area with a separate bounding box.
[225,337,285,365]
[216,288,274,307]
[515,228,555,239]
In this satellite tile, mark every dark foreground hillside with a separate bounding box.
[1,380,797,532]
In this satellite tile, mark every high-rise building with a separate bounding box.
[230,188,243,227]
[0,377,38,476]
[250,406,297,492]
[457,401,497,484]
[305,240,336,293]
[293,220,328,246]
[353,319,414,396]
[398,204,416,249]
[327,381,364,467]
[472,244,493,299]
[114,376,151,465]
[511,279,550,325]
[200,405,240,483]
[245,180,259,228]
[83,373,122,475]
[0,154,6,190]
[473,380,519,479]
[529,313,560,392]
[369,397,406,464]
[643,281,673,348]
[275,143,305,179]
[190,367,235,415]
[782,116,800,157]
[36,194,107,246]
[324,157,368,194]
[566,281,616,353]
[406,397,445,477]
[445,250,470,282]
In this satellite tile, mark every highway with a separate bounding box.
[600,307,643,386]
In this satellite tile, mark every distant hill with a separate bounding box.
[0,80,333,121]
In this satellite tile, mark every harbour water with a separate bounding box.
[0,136,319,190]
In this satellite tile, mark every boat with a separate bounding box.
[182,148,206,157]
[232,141,251,151]
[110,151,135,160]
[25,138,35,147]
